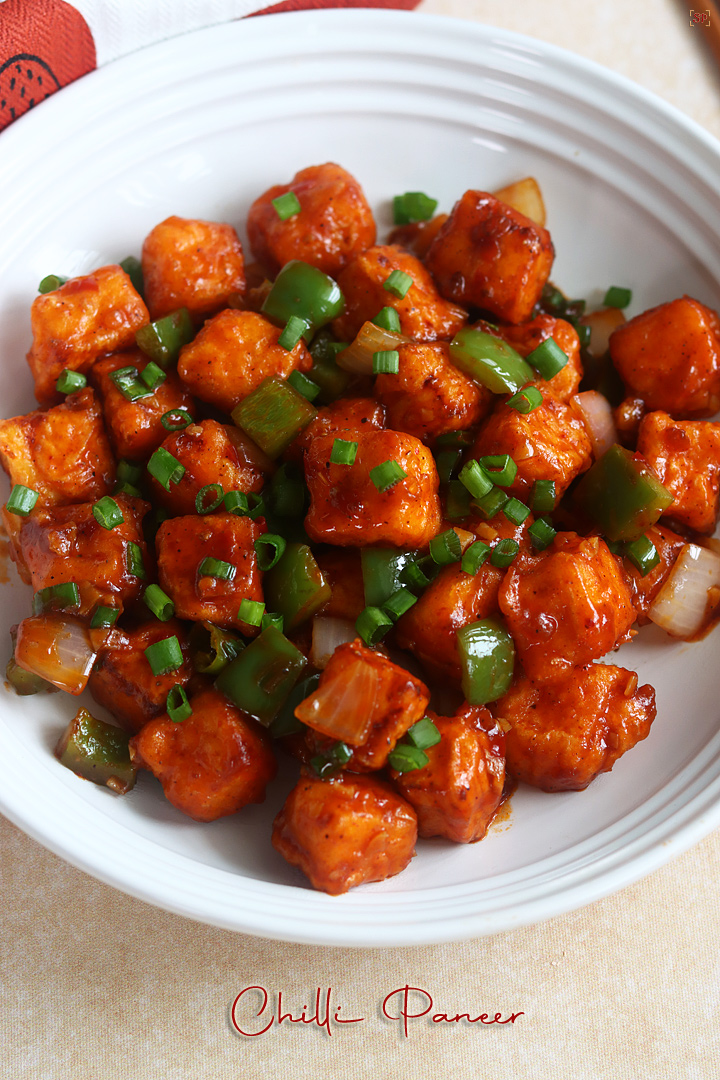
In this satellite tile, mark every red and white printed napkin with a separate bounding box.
[0,0,419,132]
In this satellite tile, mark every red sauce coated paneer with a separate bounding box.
[636,410,720,533]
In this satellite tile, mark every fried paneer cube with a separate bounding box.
[156,513,263,633]
[91,350,195,462]
[619,522,685,623]
[374,342,493,442]
[19,494,149,615]
[471,389,592,505]
[636,411,720,533]
[609,295,720,418]
[291,397,385,460]
[246,162,377,279]
[147,419,268,514]
[141,215,246,320]
[304,428,442,548]
[425,191,554,324]
[499,314,582,401]
[130,687,276,822]
[89,619,194,734]
[177,309,312,414]
[332,244,467,344]
[296,638,430,771]
[499,532,636,681]
[496,664,656,792]
[271,771,417,895]
[26,265,149,404]
[391,704,505,843]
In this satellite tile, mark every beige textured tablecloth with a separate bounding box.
[3,3,720,1077]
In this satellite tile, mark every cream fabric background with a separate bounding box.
[2,1,720,1077]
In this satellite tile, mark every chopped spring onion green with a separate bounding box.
[435,448,461,485]
[393,191,438,225]
[148,447,185,491]
[603,286,632,309]
[402,556,435,591]
[139,360,167,391]
[278,315,309,352]
[623,534,660,576]
[238,598,265,627]
[92,496,124,531]
[143,583,175,621]
[114,482,142,498]
[526,338,568,380]
[161,408,194,431]
[224,490,265,520]
[383,269,413,299]
[287,369,321,402]
[383,587,417,622]
[272,191,301,220]
[388,744,429,773]
[6,484,39,516]
[429,528,462,566]
[503,497,531,526]
[38,274,68,293]
[135,308,194,367]
[479,454,517,488]
[528,517,557,551]
[89,605,121,629]
[369,459,407,493]
[261,612,284,633]
[507,385,543,413]
[372,349,400,375]
[254,534,287,571]
[117,460,143,486]
[372,306,402,333]
[436,429,474,449]
[32,582,80,615]
[459,459,493,499]
[126,541,146,579]
[531,479,556,514]
[55,369,87,395]
[166,684,192,723]
[144,635,184,676]
[462,540,491,576]
[490,538,520,568]
[406,715,441,750]
[330,438,358,466]
[355,605,393,646]
[110,366,151,402]
[195,483,224,514]
[198,556,236,582]
[472,486,508,521]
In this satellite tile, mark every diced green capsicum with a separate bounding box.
[135,307,194,368]
[189,621,244,676]
[449,328,533,395]
[263,542,331,633]
[214,624,306,726]
[54,708,137,794]
[262,260,345,338]
[457,618,515,705]
[269,672,320,739]
[361,547,417,609]
[232,376,317,459]
[573,443,674,542]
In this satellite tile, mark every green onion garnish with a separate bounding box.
[490,538,520,567]
[114,481,142,498]
[161,408,194,432]
[402,558,434,591]
[238,598,265,627]
[603,286,632,309]
[254,534,287,572]
[436,429,474,449]
[435,449,461,485]
[383,587,417,622]
[459,459,493,499]
[429,528,462,566]
[195,483,224,515]
[166,685,192,723]
[406,716,441,750]
[383,269,413,299]
[479,454,517,488]
[143,583,175,621]
[393,191,438,225]
[528,517,556,551]
[117,460,143,486]
[503,497,531,526]
[388,744,429,773]
[623,534,660,576]
[330,438,358,466]
[55,369,87,395]
[530,479,556,514]
[89,605,120,629]
[38,274,67,294]
[32,581,80,615]
[356,605,393,646]
[372,350,400,375]
[472,486,508,521]
[287,369,321,402]
[139,360,167,391]
[261,612,284,633]
[110,365,150,402]
[526,338,568,380]
[507,385,543,414]
[372,306,402,333]
[148,447,185,491]
[461,540,491,576]
[198,556,236,582]
[144,635,184,676]
[576,323,591,348]
[272,191,301,220]
[369,459,407,493]
[92,496,124,531]
[224,491,249,517]
[6,484,39,517]
[126,541,146,579]
[278,316,309,352]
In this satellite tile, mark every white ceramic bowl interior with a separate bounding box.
[1,10,719,945]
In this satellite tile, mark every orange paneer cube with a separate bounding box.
[304,428,442,548]
[392,704,505,843]
[636,410,720,533]
[147,418,269,515]
[496,664,656,792]
[141,215,245,320]
[290,396,385,461]
[619,522,685,622]
[609,295,720,418]
[92,350,195,461]
[272,771,417,895]
[374,341,493,442]
[498,532,636,681]
[471,389,592,504]
[177,309,312,414]
[89,620,194,734]
[26,265,149,404]
[130,687,276,822]
[156,513,263,633]
[425,191,554,324]
[19,494,150,616]
[247,162,377,278]
[499,314,582,401]
[332,244,467,344]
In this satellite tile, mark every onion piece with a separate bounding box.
[648,543,720,639]
[14,614,97,695]
[295,655,381,745]
[310,616,357,670]
[572,390,618,458]
[579,307,626,358]
[336,320,410,374]
[492,176,546,226]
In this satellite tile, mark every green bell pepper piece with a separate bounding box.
[262,260,345,336]
[189,621,244,676]
[361,547,417,608]
[232,376,317,459]
[135,307,194,368]
[55,708,137,794]
[263,542,331,633]
[269,672,320,739]
[449,328,533,395]
[214,625,306,726]
[573,443,674,542]
[457,618,515,705]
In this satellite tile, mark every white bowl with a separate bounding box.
[1,10,720,946]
